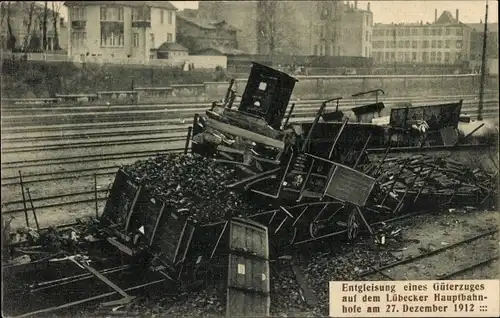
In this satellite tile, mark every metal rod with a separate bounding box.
[184,126,192,154]
[454,123,485,146]
[11,279,166,318]
[30,265,134,293]
[94,173,98,218]
[18,171,30,228]
[77,260,130,298]
[359,228,498,277]
[437,256,498,280]
[477,2,489,120]
[301,102,328,152]
[353,133,372,169]
[373,144,392,176]
[25,188,40,231]
[328,117,349,160]
[283,103,295,128]
[380,159,409,205]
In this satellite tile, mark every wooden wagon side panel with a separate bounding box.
[226,219,270,317]
[100,169,141,230]
[325,164,376,207]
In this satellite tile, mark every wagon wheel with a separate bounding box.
[308,203,345,239]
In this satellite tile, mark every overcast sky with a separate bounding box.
[55,1,497,24]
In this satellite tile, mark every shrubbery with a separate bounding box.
[1,59,230,98]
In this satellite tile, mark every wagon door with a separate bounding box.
[226,219,270,317]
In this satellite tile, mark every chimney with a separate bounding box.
[355,1,358,9]
[435,9,437,22]
[367,2,370,12]
[456,9,459,22]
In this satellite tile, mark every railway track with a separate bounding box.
[359,228,499,281]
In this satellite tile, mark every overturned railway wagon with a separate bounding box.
[2,62,497,317]
[189,62,498,245]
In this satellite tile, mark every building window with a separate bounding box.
[437,40,442,48]
[398,41,404,48]
[437,28,442,36]
[101,32,124,47]
[405,40,410,48]
[386,29,392,36]
[411,28,419,36]
[150,33,155,48]
[437,52,442,61]
[456,28,462,36]
[422,52,428,63]
[445,40,450,48]
[161,10,164,24]
[431,52,436,61]
[404,28,410,36]
[445,52,450,63]
[100,7,107,20]
[133,33,139,47]
[431,40,436,48]
[423,28,429,36]
[446,28,451,36]
[385,52,390,60]
[422,40,429,48]
[320,25,325,38]
[404,52,409,62]
[132,7,151,21]
[411,41,417,49]
[167,33,173,43]
[71,7,86,21]
[391,52,395,60]
[71,31,86,47]
[314,45,318,56]
[412,52,417,61]
[366,15,369,25]
[456,40,462,49]
[365,31,368,41]
[432,28,437,36]
[168,11,173,24]
[100,7,124,21]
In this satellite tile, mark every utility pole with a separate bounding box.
[477,1,488,121]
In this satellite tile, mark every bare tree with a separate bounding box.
[257,1,299,56]
[23,1,36,55]
[42,1,48,50]
[5,1,16,50]
[51,1,61,50]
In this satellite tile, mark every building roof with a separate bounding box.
[467,23,499,33]
[177,13,239,31]
[195,46,246,55]
[157,42,189,52]
[435,10,457,24]
[64,1,177,10]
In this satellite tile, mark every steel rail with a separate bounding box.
[436,256,498,280]
[1,93,492,107]
[9,278,167,318]
[2,135,185,154]
[1,147,185,167]
[358,228,498,277]
[0,127,188,143]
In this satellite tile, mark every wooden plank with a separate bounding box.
[207,118,285,149]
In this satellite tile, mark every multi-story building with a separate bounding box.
[65,1,177,60]
[338,1,373,57]
[372,10,472,65]
[0,1,65,51]
[197,1,371,57]
[176,11,239,53]
[468,22,498,60]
